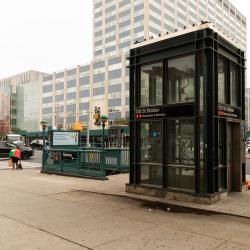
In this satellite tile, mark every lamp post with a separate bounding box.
[57,123,63,130]
[40,121,48,149]
[100,115,108,150]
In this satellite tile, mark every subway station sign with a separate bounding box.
[217,104,241,119]
[136,107,167,119]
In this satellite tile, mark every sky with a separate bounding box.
[0,0,248,80]
[0,0,92,78]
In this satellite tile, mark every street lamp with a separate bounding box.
[57,123,63,130]
[100,115,108,150]
[40,121,48,149]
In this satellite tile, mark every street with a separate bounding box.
[25,149,42,164]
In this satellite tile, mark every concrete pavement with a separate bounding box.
[0,169,250,249]
[0,159,41,170]
[1,159,250,218]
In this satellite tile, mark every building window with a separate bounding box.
[140,121,163,186]
[140,62,163,106]
[218,120,226,166]
[166,119,195,191]
[230,63,239,107]
[218,56,226,104]
[167,55,195,104]
[140,121,162,163]
[218,120,227,190]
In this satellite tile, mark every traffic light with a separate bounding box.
[93,107,101,126]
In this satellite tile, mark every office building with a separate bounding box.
[93,0,246,60]
[0,71,47,133]
[42,0,246,129]
[42,59,129,129]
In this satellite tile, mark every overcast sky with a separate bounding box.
[0,0,248,81]
[0,0,92,78]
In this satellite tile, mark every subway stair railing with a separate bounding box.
[41,148,129,179]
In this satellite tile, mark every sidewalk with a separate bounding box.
[1,159,249,219]
[0,159,41,170]
[1,169,250,250]
[56,173,250,219]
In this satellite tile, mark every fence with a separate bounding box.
[42,148,129,179]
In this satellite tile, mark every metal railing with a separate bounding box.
[42,148,129,179]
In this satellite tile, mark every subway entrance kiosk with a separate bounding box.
[127,23,246,204]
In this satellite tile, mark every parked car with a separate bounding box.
[0,141,34,160]
[30,139,49,150]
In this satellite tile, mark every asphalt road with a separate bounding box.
[26,149,42,164]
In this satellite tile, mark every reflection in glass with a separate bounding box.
[218,56,226,104]
[140,122,162,163]
[167,167,195,190]
[230,63,238,106]
[218,120,226,166]
[141,165,162,186]
[140,121,163,186]
[141,63,163,106]
[167,55,195,104]
[167,120,194,165]
[200,122,205,193]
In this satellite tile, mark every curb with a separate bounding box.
[66,188,250,220]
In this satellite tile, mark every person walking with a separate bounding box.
[9,146,22,170]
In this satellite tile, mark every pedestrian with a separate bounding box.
[9,146,22,170]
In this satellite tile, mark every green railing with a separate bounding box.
[42,148,129,179]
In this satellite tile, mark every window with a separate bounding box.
[230,63,239,106]
[218,120,227,190]
[140,122,162,163]
[167,55,195,104]
[166,119,195,191]
[167,120,194,165]
[140,121,163,186]
[218,120,226,166]
[218,56,226,104]
[140,62,163,106]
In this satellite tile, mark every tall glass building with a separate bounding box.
[42,0,246,129]
[0,71,47,133]
[93,0,246,59]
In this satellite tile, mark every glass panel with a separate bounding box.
[167,55,195,104]
[167,120,195,166]
[230,63,238,106]
[199,52,205,114]
[140,121,163,163]
[141,165,162,186]
[218,120,226,166]
[167,167,179,188]
[167,167,195,190]
[200,122,205,192]
[141,63,163,106]
[218,56,226,104]
[219,167,227,190]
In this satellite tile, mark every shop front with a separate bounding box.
[127,23,246,203]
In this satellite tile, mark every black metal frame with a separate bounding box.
[129,27,245,196]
